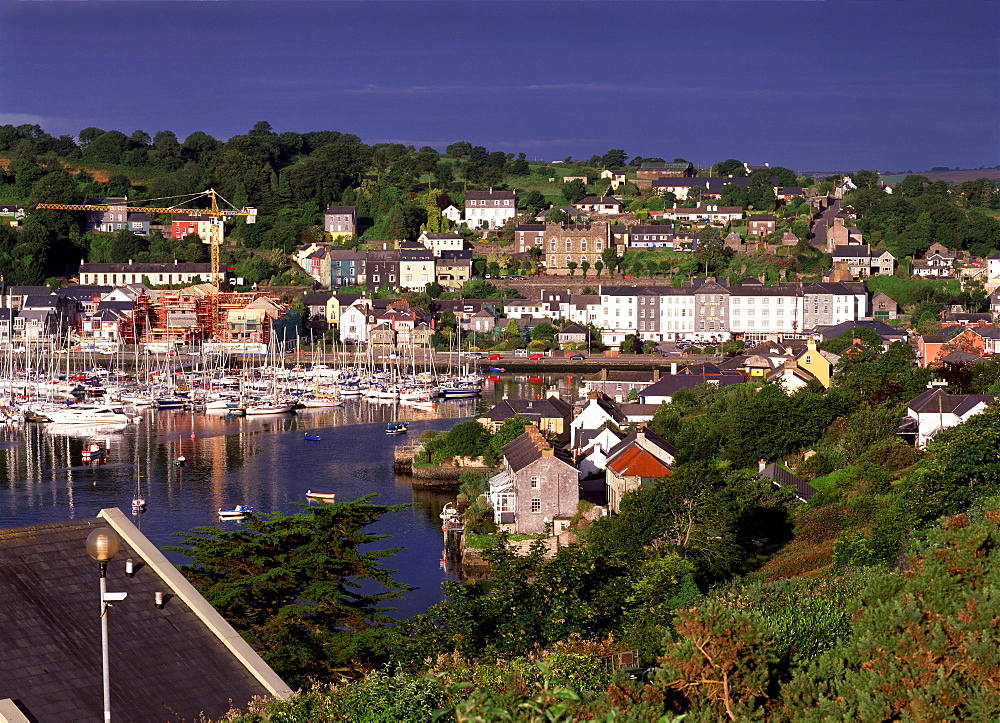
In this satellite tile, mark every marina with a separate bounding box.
[0,370,585,618]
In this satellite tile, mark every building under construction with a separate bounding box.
[136,284,290,347]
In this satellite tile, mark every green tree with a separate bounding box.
[712,158,746,177]
[167,498,410,688]
[600,149,628,168]
[567,261,578,276]
[601,246,618,276]
[562,179,588,204]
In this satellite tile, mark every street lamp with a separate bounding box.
[86,528,127,723]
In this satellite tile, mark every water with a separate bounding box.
[0,373,586,618]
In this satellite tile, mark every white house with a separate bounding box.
[464,190,516,230]
[417,232,465,257]
[570,392,628,448]
[339,303,370,344]
[899,386,996,449]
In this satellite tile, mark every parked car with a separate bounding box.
[528,354,545,360]
[466,352,484,359]
[487,353,504,360]
[569,353,586,360]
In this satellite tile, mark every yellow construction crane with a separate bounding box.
[37,189,257,290]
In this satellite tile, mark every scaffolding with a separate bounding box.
[136,286,289,348]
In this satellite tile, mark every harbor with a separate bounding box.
[0,371,586,618]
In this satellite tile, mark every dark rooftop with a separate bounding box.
[0,510,288,721]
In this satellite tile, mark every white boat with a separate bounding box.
[305,490,337,502]
[44,404,139,425]
[218,505,252,519]
[300,395,344,408]
[245,402,295,415]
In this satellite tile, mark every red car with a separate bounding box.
[487,353,504,360]
[528,354,545,360]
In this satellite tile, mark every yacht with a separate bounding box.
[44,404,139,425]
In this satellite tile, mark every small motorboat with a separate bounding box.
[385,422,408,435]
[303,432,322,441]
[440,502,459,521]
[218,505,252,520]
[81,441,107,463]
[172,455,186,468]
[131,496,146,514]
[305,490,336,503]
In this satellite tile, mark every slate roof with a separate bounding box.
[813,320,907,341]
[465,190,516,201]
[481,397,573,424]
[324,205,356,214]
[0,510,287,721]
[421,232,463,240]
[303,292,334,306]
[759,463,817,502]
[639,374,746,399]
[501,426,572,472]
[831,245,872,258]
[907,388,997,416]
[558,323,588,335]
[80,262,211,273]
[606,429,678,463]
[939,351,986,365]
[585,369,658,383]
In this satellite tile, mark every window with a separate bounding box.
[530,475,540,489]
[550,240,557,251]
[581,240,587,253]
[531,498,542,513]
[565,240,572,252]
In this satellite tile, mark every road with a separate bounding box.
[808,198,842,250]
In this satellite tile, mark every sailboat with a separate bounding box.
[131,464,146,514]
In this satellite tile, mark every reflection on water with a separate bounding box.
[0,373,584,616]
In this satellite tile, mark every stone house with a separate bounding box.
[436,249,472,290]
[491,425,580,535]
[871,291,899,320]
[826,216,863,250]
[542,222,609,274]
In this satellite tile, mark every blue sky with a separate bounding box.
[2,0,997,173]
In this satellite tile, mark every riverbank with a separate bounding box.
[393,445,493,486]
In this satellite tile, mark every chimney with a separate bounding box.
[653,368,660,381]
[588,390,598,400]
[128,258,132,265]
[545,387,560,400]
[758,459,767,473]
[852,338,862,346]
[671,362,678,375]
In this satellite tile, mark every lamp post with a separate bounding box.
[86,528,123,722]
